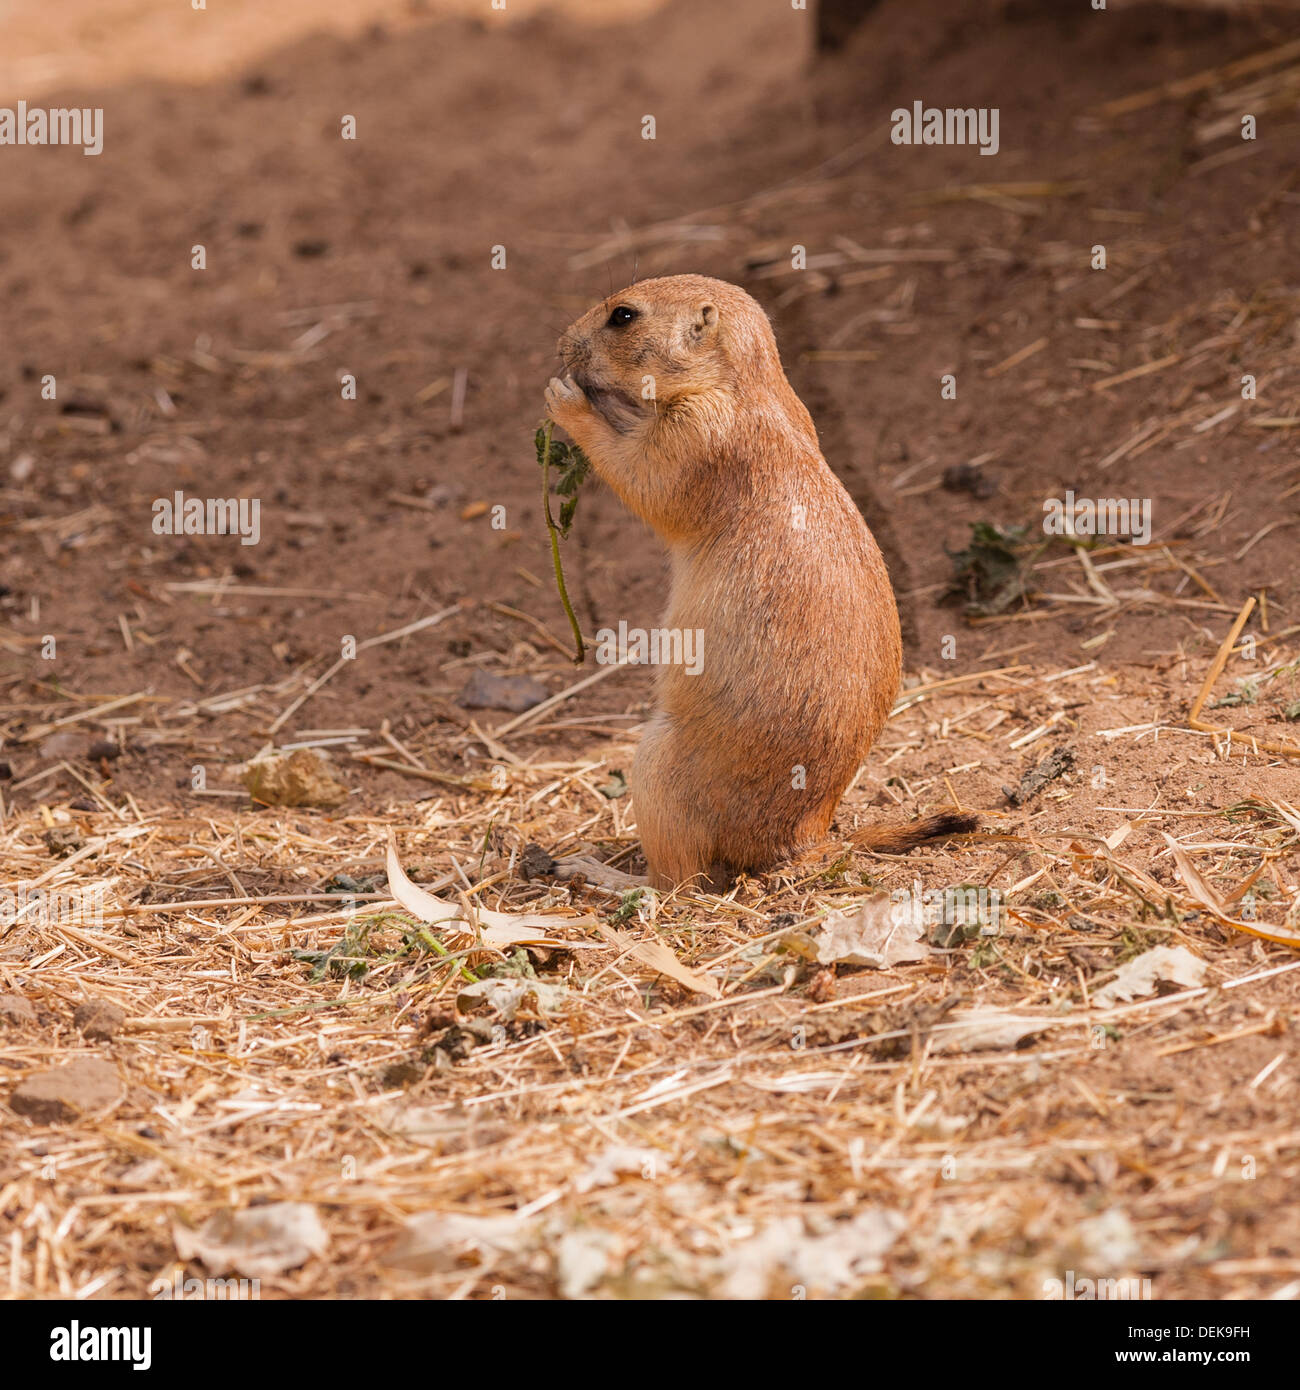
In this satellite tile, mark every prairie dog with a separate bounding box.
[545,274,972,889]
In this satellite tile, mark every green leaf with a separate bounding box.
[609,888,646,924]
[536,419,587,664]
[946,521,1034,616]
[597,769,629,799]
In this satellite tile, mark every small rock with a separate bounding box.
[807,968,837,1005]
[74,999,127,1041]
[942,462,996,499]
[425,1019,496,1066]
[456,670,549,713]
[38,731,88,760]
[380,1059,427,1089]
[0,995,37,1028]
[9,1057,124,1124]
[41,825,84,857]
[59,393,112,419]
[518,842,557,880]
[242,748,349,809]
[425,483,463,509]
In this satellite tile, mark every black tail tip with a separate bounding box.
[922,811,980,839]
[850,810,981,855]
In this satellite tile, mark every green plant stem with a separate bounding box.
[540,420,586,665]
[414,927,480,983]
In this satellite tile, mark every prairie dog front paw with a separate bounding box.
[545,374,588,424]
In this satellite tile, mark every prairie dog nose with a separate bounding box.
[558,329,590,367]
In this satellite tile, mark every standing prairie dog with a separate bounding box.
[545,274,973,890]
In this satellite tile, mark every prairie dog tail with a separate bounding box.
[849,811,979,855]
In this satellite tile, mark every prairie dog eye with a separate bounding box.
[607,305,638,327]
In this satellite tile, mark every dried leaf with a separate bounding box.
[555,1228,617,1299]
[1163,835,1230,916]
[456,975,567,1019]
[573,1144,661,1192]
[1162,833,1300,947]
[1104,821,1134,851]
[1073,1209,1141,1269]
[717,1209,904,1299]
[385,831,595,948]
[814,893,928,969]
[1093,945,1207,1006]
[173,1202,328,1279]
[746,1070,853,1094]
[931,1008,1046,1053]
[596,922,720,998]
[382,1211,538,1274]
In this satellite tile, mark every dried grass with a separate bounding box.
[3,615,1300,1299]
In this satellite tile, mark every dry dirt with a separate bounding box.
[2,0,1300,1301]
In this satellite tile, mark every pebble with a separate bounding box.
[9,1058,124,1124]
[74,999,127,1041]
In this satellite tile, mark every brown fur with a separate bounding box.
[545,275,972,890]
[849,811,978,856]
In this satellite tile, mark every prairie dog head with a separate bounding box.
[555,274,786,433]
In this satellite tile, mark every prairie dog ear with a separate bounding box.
[690,302,719,341]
